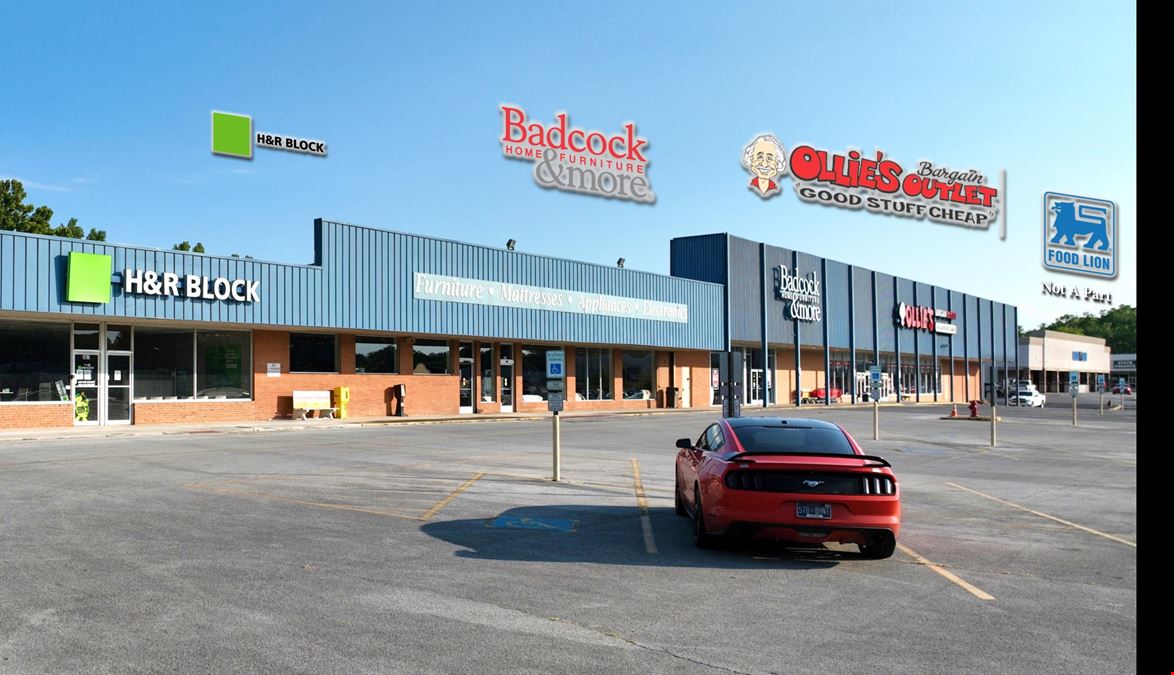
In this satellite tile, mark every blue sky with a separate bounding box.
[1,1,1134,327]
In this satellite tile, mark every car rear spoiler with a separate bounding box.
[727,452,892,468]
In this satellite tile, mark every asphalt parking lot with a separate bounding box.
[0,403,1136,674]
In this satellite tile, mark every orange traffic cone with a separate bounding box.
[949,403,958,417]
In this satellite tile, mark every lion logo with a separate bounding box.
[1049,201,1111,251]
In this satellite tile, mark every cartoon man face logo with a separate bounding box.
[742,134,786,199]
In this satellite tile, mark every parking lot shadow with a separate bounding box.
[421,504,843,569]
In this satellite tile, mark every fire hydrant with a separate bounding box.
[969,400,979,418]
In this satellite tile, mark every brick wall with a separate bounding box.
[133,401,256,425]
[0,403,74,428]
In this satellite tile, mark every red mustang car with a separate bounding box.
[674,417,900,558]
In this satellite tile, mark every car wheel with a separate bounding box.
[859,532,896,559]
[674,471,687,517]
[693,486,717,549]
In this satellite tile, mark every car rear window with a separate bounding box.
[732,425,856,456]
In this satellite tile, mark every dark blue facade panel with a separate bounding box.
[966,295,980,356]
[914,281,934,356]
[948,290,965,353]
[0,222,725,351]
[825,260,850,349]
[762,244,796,345]
[992,303,1005,361]
[796,252,824,347]
[979,299,993,361]
[669,234,727,284]
[727,236,764,343]
[852,268,874,352]
[875,273,896,353]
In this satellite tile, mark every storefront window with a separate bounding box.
[135,329,195,399]
[622,351,654,399]
[575,348,612,400]
[520,346,549,401]
[830,349,851,399]
[479,344,495,402]
[355,337,398,374]
[197,332,250,398]
[0,321,70,402]
[412,339,450,374]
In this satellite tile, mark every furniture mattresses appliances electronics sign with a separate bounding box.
[413,273,687,323]
[744,135,1000,230]
[773,265,822,322]
[894,303,957,335]
[499,104,654,204]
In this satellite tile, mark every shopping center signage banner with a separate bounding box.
[500,105,655,204]
[894,303,957,335]
[413,273,687,323]
[741,135,1000,230]
[773,265,822,322]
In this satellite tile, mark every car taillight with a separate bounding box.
[861,476,895,495]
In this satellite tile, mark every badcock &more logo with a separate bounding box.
[773,265,822,322]
[500,104,654,204]
[742,135,1000,230]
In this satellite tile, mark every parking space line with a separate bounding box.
[186,483,423,521]
[629,458,658,554]
[945,482,1136,548]
[420,471,486,521]
[896,543,995,601]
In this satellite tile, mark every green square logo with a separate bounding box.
[211,110,252,159]
[67,252,113,303]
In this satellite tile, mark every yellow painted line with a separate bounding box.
[186,483,423,521]
[630,458,658,554]
[945,482,1136,548]
[896,542,995,601]
[420,472,486,521]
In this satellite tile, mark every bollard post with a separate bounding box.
[552,410,561,482]
[1072,393,1078,427]
[990,398,996,447]
[1099,391,1104,416]
[873,400,879,440]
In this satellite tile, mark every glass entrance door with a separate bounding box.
[458,341,474,414]
[500,344,514,413]
[72,352,100,424]
[106,353,132,423]
[748,369,764,405]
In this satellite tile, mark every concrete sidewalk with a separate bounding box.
[0,400,956,443]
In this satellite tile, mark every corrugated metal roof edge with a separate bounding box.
[718,232,1019,310]
[317,219,725,291]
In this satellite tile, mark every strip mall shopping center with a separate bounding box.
[0,220,1018,428]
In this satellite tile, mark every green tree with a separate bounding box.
[172,241,205,253]
[1037,305,1136,353]
[1,178,107,240]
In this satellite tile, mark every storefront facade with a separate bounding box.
[670,234,1019,406]
[1017,330,1111,393]
[0,220,723,427]
[0,223,1019,428]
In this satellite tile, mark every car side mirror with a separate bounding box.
[676,438,693,449]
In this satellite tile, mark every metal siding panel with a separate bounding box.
[795,252,824,347]
[762,244,794,346]
[851,268,874,352]
[875,273,895,352]
[825,259,850,348]
[915,282,934,355]
[728,236,761,343]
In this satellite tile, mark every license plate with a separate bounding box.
[796,502,832,519]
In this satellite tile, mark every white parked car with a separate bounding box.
[1010,388,1046,407]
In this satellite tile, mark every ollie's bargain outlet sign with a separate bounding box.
[499,104,655,204]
